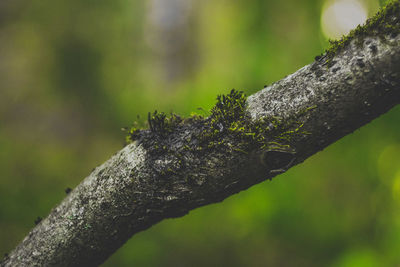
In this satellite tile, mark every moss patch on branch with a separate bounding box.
[318,0,400,66]
[125,90,314,175]
[199,89,310,153]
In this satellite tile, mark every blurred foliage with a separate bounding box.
[0,0,399,266]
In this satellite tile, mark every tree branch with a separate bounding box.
[2,2,400,266]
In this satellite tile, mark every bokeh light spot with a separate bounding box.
[321,0,368,39]
[392,170,400,201]
[377,144,400,185]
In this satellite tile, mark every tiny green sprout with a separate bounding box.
[148,111,166,133]
[122,125,141,144]
[197,107,210,116]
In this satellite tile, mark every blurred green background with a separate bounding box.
[1,0,399,266]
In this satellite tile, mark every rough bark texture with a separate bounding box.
[2,2,400,266]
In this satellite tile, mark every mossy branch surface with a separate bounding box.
[2,1,400,266]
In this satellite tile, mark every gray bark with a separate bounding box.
[2,3,400,266]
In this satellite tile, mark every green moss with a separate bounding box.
[147,111,185,135]
[322,0,400,66]
[125,89,313,164]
